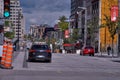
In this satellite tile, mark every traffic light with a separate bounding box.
[4,0,10,18]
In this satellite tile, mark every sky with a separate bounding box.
[20,0,71,31]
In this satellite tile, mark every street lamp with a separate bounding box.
[78,7,87,47]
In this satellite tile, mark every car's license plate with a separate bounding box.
[39,50,44,52]
[37,55,44,58]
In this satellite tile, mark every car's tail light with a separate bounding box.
[84,49,88,52]
[29,49,36,53]
[45,50,51,53]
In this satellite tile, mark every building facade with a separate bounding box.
[100,0,118,52]
[9,0,25,40]
[0,0,3,18]
[30,24,46,41]
[71,0,84,29]
[71,0,119,53]
[0,0,25,40]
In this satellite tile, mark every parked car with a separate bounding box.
[80,46,94,56]
[28,44,52,62]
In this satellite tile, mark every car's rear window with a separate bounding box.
[31,45,49,50]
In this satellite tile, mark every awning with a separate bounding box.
[63,43,74,47]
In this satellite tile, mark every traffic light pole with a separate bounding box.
[17,10,20,50]
[0,17,4,62]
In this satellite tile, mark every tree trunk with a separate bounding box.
[112,38,114,57]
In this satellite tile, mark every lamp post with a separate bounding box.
[78,7,87,47]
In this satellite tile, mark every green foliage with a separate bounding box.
[72,29,80,42]
[4,31,15,39]
[59,16,67,22]
[87,17,99,33]
[87,17,99,44]
[100,15,120,55]
[117,17,120,32]
[4,21,9,26]
[64,38,70,43]
[58,16,69,31]
[100,15,120,39]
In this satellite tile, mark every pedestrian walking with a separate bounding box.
[107,46,111,55]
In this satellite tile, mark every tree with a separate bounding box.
[4,21,9,27]
[58,16,69,31]
[87,17,99,46]
[100,15,120,56]
[58,16,69,44]
[71,28,80,42]
[4,31,15,39]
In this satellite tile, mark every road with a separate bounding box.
[0,50,120,80]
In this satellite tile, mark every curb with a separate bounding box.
[0,64,13,69]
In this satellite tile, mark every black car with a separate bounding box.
[28,44,52,62]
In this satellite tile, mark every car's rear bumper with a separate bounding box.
[28,53,52,61]
[83,52,94,55]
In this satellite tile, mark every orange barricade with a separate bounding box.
[1,42,7,65]
[4,43,13,69]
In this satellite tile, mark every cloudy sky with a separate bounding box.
[20,0,71,31]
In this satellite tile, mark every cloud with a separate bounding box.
[29,18,37,24]
[20,0,70,31]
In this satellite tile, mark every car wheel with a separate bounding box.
[80,53,82,55]
[91,54,94,56]
[89,54,91,56]
[46,59,51,63]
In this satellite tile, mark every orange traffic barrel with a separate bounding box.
[4,43,13,69]
[1,42,7,65]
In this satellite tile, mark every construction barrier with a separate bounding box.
[0,42,7,65]
[4,42,13,69]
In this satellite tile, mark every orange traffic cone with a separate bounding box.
[4,42,13,69]
[0,42,7,65]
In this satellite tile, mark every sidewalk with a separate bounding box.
[95,52,119,57]
[95,52,120,62]
[12,51,26,70]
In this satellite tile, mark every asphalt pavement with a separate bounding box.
[0,50,120,80]
[11,50,120,70]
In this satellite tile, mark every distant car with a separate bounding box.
[28,44,52,62]
[80,46,94,56]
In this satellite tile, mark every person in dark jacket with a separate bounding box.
[107,46,111,55]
